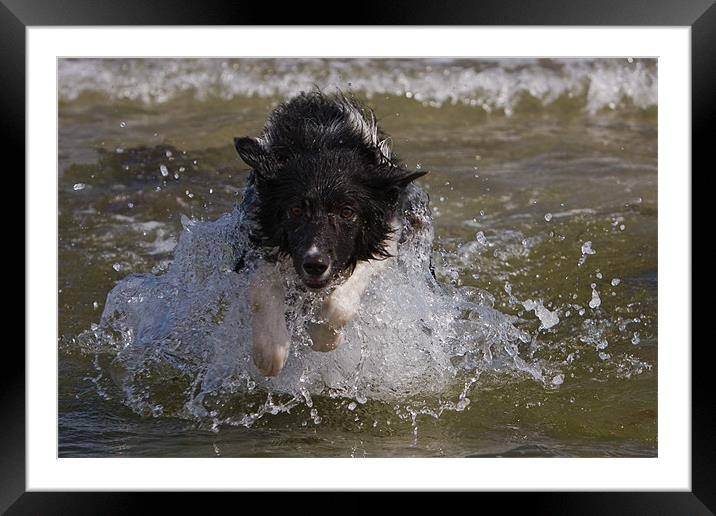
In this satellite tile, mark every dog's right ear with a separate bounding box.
[234,137,274,176]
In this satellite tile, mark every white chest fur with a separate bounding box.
[248,219,400,376]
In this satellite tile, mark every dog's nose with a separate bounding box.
[302,254,329,277]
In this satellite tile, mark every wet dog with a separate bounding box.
[233,91,430,377]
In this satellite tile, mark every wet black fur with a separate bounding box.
[233,91,427,283]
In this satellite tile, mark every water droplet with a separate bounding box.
[73,183,86,191]
[348,402,357,411]
[596,272,603,279]
[578,241,596,266]
[544,213,552,222]
[611,278,621,286]
[119,121,127,128]
[522,299,560,329]
[589,284,601,309]
[159,164,169,177]
[581,241,596,255]
[112,263,121,271]
[180,214,195,229]
[475,231,487,245]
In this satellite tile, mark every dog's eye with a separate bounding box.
[289,206,303,218]
[339,207,356,220]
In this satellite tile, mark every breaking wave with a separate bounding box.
[59,58,657,116]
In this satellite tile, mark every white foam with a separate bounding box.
[58,58,657,116]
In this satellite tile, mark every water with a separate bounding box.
[58,58,657,457]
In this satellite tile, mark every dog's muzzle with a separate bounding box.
[301,248,331,288]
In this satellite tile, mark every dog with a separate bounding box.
[233,91,431,377]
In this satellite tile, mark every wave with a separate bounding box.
[58,58,657,115]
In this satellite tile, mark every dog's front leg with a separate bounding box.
[248,261,291,376]
[308,260,380,352]
[308,222,400,352]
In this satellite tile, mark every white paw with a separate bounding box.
[320,291,359,329]
[253,332,290,377]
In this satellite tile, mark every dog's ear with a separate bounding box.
[234,137,275,176]
[393,170,428,189]
[379,169,428,205]
[377,138,393,163]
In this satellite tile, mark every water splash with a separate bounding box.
[81,202,563,427]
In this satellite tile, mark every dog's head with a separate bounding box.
[234,93,426,289]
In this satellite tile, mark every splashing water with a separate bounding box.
[82,201,560,428]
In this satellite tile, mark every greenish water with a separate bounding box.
[58,58,657,457]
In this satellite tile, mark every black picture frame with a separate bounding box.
[7,0,708,512]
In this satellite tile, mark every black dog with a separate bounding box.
[234,91,430,376]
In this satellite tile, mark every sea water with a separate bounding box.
[59,58,657,457]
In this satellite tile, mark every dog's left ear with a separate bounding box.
[382,170,428,205]
[393,170,428,189]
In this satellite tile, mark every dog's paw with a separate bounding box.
[306,321,345,352]
[320,291,359,329]
[252,334,290,377]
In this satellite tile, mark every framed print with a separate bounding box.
[7,0,710,512]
